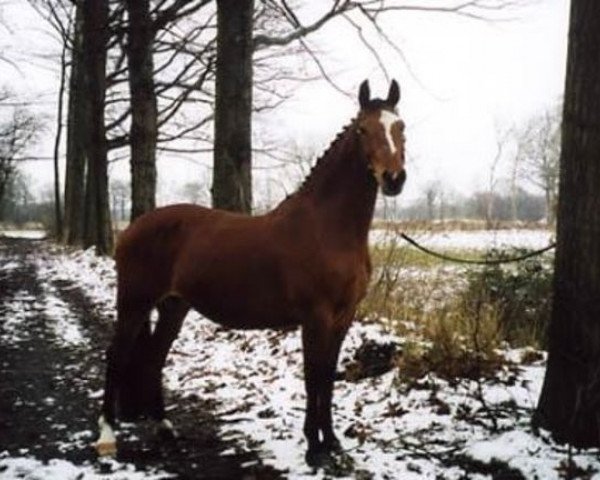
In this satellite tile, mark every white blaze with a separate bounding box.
[379,110,400,155]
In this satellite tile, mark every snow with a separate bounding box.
[0,229,47,240]
[0,454,172,479]
[371,227,554,251]
[39,287,86,347]
[5,230,600,480]
[0,291,39,343]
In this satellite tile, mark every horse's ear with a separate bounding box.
[387,79,400,107]
[358,80,370,109]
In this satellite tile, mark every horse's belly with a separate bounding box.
[189,295,301,330]
[210,312,299,330]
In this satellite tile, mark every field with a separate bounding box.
[2,228,598,479]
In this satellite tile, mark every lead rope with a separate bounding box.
[398,231,556,265]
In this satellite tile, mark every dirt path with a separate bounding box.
[0,237,283,479]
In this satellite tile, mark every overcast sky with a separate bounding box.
[1,0,569,206]
[263,0,569,202]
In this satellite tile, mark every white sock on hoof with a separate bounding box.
[95,415,117,456]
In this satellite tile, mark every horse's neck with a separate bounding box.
[286,129,378,245]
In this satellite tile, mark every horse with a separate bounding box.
[94,79,407,466]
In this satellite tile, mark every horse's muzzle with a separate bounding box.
[381,170,406,196]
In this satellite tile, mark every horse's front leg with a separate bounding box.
[301,332,321,464]
[301,319,349,466]
[318,325,349,453]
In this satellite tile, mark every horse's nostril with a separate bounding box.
[381,170,406,196]
[383,170,405,184]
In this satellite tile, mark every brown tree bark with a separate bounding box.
[53,26,67,238]
[63,1,87,245]
[212,0,254,213]
[126,0,157,222]
[534,0,600,447]
[82,0,112,255]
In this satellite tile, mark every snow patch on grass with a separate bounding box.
[371,228,553,251]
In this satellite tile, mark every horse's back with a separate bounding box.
[114,204,289,321]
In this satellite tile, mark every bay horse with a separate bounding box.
[95,79,407,466]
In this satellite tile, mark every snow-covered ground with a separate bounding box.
[0,229,47,240]
[371,228,554,251]
[4,230,598,480]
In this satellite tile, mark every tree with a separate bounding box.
[483,126,512,228]
[515,108,560,225]
[212,0,254,213]
[81,0,112,254]
[52,19,69,237]
[110,178,129,224]
[0,99,40,219]
[63,1,87,245]
[1,171,34,225]
[126,0,158,221]
[423,181,441,221]
[534,0,600,448]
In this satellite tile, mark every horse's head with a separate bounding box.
[356,79,406,196]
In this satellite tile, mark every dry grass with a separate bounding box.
[396,300,505,381]
[361,231,551,381]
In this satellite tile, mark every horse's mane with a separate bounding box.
[278,119,357,205]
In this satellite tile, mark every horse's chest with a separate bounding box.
[313,253,371,308]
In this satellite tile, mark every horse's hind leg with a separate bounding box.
[119,318,153,420]
[148,296,189,438]
[95,301,152,456]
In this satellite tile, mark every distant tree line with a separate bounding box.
[391,188,546,224]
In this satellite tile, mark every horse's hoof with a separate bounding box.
[305,447,327,467]
[158,426,177,441]
[156,418,177,441]
[95,415,117,457]
[95,440,117,457]
[322,437,343,453]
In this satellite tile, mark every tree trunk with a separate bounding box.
[534,0,600,448]
[544,187,553,226]
[53,29,67,238]
[63,2,87,245]
[126,0,157,222]
[212,0,254,213]
[82,0,112,255]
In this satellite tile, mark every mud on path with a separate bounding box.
[0,237,283,479]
